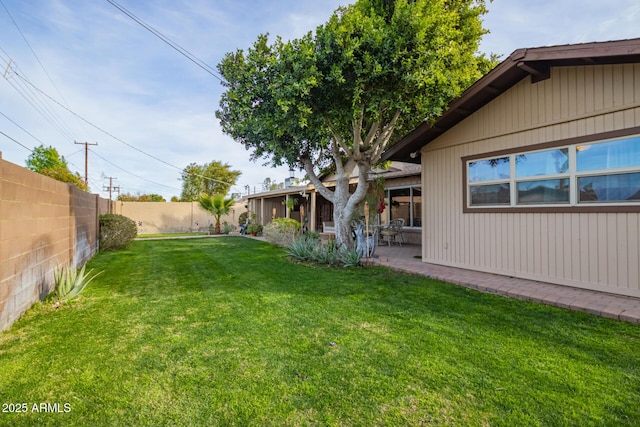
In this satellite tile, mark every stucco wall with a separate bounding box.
[0,154,111,331]
[115,201,245,234]
[421,64,640,297]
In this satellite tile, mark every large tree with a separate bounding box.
[26,144,87,191]
[180,161,241,201]
[217,0,494,248]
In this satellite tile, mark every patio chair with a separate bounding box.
[380,219,404,246]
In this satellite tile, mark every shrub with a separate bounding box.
[53,263,102,302]
[263,218,302,247]
[222,222,236,234]
[99,214,137,250]
[238,211,255,227]
[338,246,362,267]
[286,235,361,267]
[246,223,263,235]
[312,238,339,265]
[286,235,319,261]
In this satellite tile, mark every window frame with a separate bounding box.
[382,185,422,228]
[462,127,640,213]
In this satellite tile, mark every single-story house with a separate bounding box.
[383,38,640,298]
[243,162,422,243]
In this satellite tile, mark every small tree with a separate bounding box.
[198,194,235,234]
[26,144,87,191]
[180,161,241,201]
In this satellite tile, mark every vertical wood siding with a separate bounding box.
[422,64,640,297]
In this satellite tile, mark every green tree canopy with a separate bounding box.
[217,0,495,247]
[25,144,87,191]
[26,144,67,172]
[118,193,166,202]
[180,161,241,202]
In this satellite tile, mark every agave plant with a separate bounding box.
[53,263,103,302]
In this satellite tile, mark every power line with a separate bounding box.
[0,129,32,152]
[1,57,77,141]
[0,110,46,146]
[89,147,182,191]
[14,69,240,189]
[0,0,74,112]
[12,69,185,172]
[7,68,241,194]
[105,0,222,81]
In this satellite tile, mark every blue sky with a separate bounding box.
[1,0,639,201]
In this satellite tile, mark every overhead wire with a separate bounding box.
[0,3,83,140]
[0,129,33,152]
[0,110,47,146]
[104,0,222,81]
[0,56,77,141]
[12,70,241,191]
[89,147,182,191]
[0,0,74,111]
[1,3,243,196]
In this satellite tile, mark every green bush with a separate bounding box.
[263,218,302,247]
[246,223,263,235]
[286,235,319,261]
[221,222,236,234]
[99,214,137,251]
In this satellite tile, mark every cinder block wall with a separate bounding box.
[116,201,245,234]
[0,154,111,331]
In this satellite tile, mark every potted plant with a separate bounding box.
[246,223,263,236]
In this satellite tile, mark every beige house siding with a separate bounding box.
[421,64,640,297]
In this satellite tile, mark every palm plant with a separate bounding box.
[198,194,235,234]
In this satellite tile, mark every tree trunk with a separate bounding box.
[331,165,369,250]
[301,154,372,251]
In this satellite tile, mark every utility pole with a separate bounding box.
[103,177,120,213]
[74,141,98,188]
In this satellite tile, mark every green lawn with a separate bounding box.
[136,232,209,238]
[1,237,638,426]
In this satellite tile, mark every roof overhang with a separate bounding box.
[383,38,640,163]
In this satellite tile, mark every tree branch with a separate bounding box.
[369,110,401,163]
[324,115,351,157]
[301,156,335,203]
[352,105,364,159]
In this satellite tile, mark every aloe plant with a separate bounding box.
[53,263,103,301]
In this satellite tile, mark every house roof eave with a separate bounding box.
[383,38,640,163]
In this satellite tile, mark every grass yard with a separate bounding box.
[136,232,209,239]
[1,237,639,426]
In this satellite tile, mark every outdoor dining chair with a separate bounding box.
[379,218,404,246]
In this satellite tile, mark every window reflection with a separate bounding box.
[517,179,569,204]
[470,184,510,205]
[468,157,510,182]
[579,173,640,202]
[577,137,640,172]
[516,149,569,177]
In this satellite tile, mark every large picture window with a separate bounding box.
[465,133,640,210]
